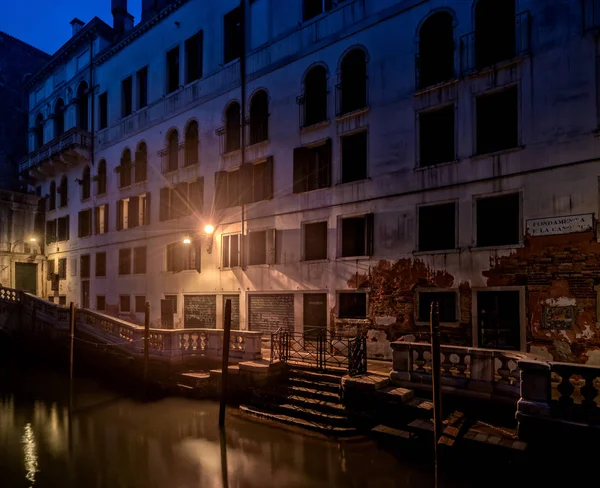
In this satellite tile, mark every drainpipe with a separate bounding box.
[89,37,95,165]
[240,0,247,270]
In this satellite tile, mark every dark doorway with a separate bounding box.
[15,263,37,295]
[477,290,521,350]
[81,281,90,309]
[304,293,327,340]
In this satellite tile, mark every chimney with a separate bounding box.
[111,0,133,34]
[70,18,85,36]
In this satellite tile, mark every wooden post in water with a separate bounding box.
[69,302,76,381]
[143,302,150,395]
[430,301,442,483]
[219,299,232,428]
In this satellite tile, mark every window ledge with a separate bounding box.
[336,255,371,261]
[470,243,524,252]
[336,177,370,187]
[246,139,269,149]
[336,107,370,122]
[414,78,459,96]
[415,159,459,171]
[467,56,527,78]
[81,197,91,203]
[415,320,460,328]
[222,148,241,158]
[220,266,241,271]
[300,120,331,134]
[247,264,270,268]
[302,258,330,264]
[470,145,524,161]
[413,248,460,256]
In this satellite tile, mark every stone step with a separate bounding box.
[286,394,347,415]
[276,403,349,427]
[405,397,435,418]
[371,424,411,441]
[178,372,210,389]
[287,377,341,394]
[286,384,341,403]
[239,405,358,437]
[288,368,344,385]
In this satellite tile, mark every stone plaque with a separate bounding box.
[526,214,593,237]
[542,305,574,330]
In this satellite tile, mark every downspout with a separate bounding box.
[89,37,95,166]
[240,0,247,270]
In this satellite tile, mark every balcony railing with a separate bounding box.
[215,125,241,154]
[158,142,184,173]
[19,127,91,173]
[335,79,368,117]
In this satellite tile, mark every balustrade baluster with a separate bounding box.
[580,371,599,410]
[441,352,453,377]
[554,366,575,408]
[414,348,426,373]
[456,352,468,379]
[496,356,511,384]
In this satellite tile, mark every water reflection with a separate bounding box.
[22,423,38,485]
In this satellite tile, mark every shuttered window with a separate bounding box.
[133,247,146,274]
[118,248,131,275]
[215,158,273,209]
[95,252,106,277]
[293,139,331,193]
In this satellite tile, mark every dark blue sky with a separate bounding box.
[0,1,142,54]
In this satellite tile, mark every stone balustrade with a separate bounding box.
[390,341,527,402]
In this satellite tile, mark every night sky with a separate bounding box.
[0,1,142,54]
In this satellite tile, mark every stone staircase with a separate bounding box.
[240,366,359,436]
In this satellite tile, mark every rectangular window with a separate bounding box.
[117,198,132,230]
[80,254,90,279]
[249,230,267,265]
[95,252,106,277]
[477,290,521,350]
[119,248,131,275]
[304,221,328,261]
[165,294,178,312]
[99,92,108,129]
[46,220,57,245]
[47,259,56,280]
[119,295,131,313]
[96,295,106,311]
[341,131,367,183]
[139,194,149,226]
[122,76,132,117]
[340,214,373,257]
[133,247,146,274]
[476,86,518,155]
[418,202,456,252]
[166,241,201,272]
[57,215,69,242]
[419,105,455,167]
[78,209,92,238]
[293,139,332,193]
[303,0,334,21]
[338,292,367,319]
[417,291,457,323]
[94,204,109,235]
[59,296,67,306]
[227,170,240,208]
[224,7,242,64]
[476,193,520,247]
[166,46,180,94]
[222,234,240,268]
[185,31,203,84]
[135,296,146,313]
[136,67,148,109]
[58,258,67,279]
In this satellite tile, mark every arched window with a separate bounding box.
[34,113,44,149]
[303,66,327,127]
[76,82,89,131]
[167,130,179,171]
[418,13,454,88]
[59,175,68,208]
[97,160,107,195]
[120,149,132,188]
[49,180,56,211]
[475,0,515,69]
[339,49,367,115]
[225,103,241,153]
[81,166,91,200]
[54,98,65,138]
[249,90,269,145]
[135,143,148,182]
[184,121,199,166]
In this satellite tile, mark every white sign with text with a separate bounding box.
[526,214,594,237]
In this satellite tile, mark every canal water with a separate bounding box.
[0,355,547,488]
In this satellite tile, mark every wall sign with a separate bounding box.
[542,305,574,330]
[526,214,594,237]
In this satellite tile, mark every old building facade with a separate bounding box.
[18,0,600,364]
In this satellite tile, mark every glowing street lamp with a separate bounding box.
[204,224,215,235]
[182,238,191,245]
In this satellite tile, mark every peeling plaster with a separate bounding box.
[575,325,595,340]
[585,349,600,366]
[544,297,576,307]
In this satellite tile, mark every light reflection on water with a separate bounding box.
[22,423,38,486]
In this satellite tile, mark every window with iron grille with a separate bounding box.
[119,248,131,275]
[222,234,240,268]
[338,292,367,319]
[341,131,367,183]
[119,295,131,313]
[96,295,106,311]
[58,258,67,279]
[133,247,146,274]
[78,209,92,238]
[304,221,327,261]
[135,296,146,313]
[293,140,331,193]
[95,252,106,277]
[80,254,90,279]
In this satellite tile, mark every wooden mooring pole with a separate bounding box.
[69,302,76,381]
[430,301,442,485]
[219,299,232,428]
[143,302,150,397]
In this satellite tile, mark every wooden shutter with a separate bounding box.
[129,196,139,228]
[266,228,276,265]
[215,171,228,209]
[144,193,150,225]
[264,156,274,200]
[104,203,109,233]
[293,147,308,193]
[66,215,70,240]
[78,211,83,238]
[319,138,332,188]
[365,213,374,256]
[117,200,123,231]
[175,182,189,217]
[189,178,204,213]
[94,206,100,235]
[240,163,254,205]
[159,187,170,221]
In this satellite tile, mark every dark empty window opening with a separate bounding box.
[477,290,521,350]
[341,131,367,183]
[304,221,328,261]
[222,234,240,268]
[54,99,65,137]
[341,214,373,257]
[80,254,91,279]
[166,46,180,94]
[97,160,107,195]
[165,295,178,312]
[184,121,199,166]
[122,76,133,117]
[418,202,456,252]
[97,295,106,311]
[225,103,241,152]
[185,31,203,83]
[135,296,146,314]
[418,12,454,88]
[98,92,108,130]
[293,139,331,193]
[339,49,367,115]
[135,144,148,182]
[57,216,69,241]
[34,113,44,149]
[49,181,56,211]
[78,209,92,238]
[302,66,327,127]
[133,247,147,274]
[338,292,367,319]
[120,295,131,313]
[119,248,132,275]
[249,90,269,145]
[81,166,91,200]
[475,0,516,69]
[476,193,520,247]
[76,82,89,131]
[59,176,68,208]
[303,0,333,22]
[96,252,106,277]
[58,258,67,279]
[476,87,518,155]
[167,130,179,172]
[137,67,148,109]
[120,149,132,187]
[419,105,455,167]
[249,231,267,265]
[224,7,242,64]
[418,291,457,323]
